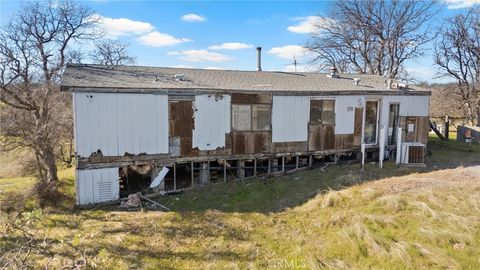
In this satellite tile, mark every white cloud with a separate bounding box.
[137,31,191,47]
[267,45,306,60]
[93,14,155,38]
[445,0,480,9]
[208,42,254,50]
[181,13,206,22]
[287,16,324,34]
[167,50,231,62]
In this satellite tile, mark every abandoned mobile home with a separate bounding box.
[61,54,431,205]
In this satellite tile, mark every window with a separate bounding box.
[232,104,271,131]
[364,100,379,144]
[252,105,271,131]
[309,100,335,125]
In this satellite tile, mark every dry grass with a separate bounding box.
[1,137,480,269]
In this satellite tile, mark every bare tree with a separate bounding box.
[306,0,439,78]
[91,39,135,66]
[0,0,99,201]
[435,7,480,126]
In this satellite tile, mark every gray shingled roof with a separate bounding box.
[61,64,428,93]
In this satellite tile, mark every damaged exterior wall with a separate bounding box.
[74,92,169,157]
[379,95,430,146]
[193,94,231,150]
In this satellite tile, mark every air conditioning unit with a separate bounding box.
[400,142,425,164]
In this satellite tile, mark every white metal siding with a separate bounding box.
[272,96,309,142]
[379,95,431,145]
[76,167,119,205]
[74,92,169,157]
[335,96,365,134]
[193,94,231,150]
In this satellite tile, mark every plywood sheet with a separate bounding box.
[231,131,270,154]
[335,134,354,150]
[169,101,194,156]
[272,141,308,153]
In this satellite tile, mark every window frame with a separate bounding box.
[363,99,380,145]
[309,98,336,125]
[231,103,271,132]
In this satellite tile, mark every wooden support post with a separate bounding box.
[309,155,313,168]
[282,156,285,173]
[254,158,257,176]
[190,161,194,187]
[296,155,299,169]
[223,160,227,182]
[173,163,177,190]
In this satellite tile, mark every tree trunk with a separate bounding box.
[41,145,59,183]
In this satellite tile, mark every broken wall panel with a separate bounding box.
[192,94,231,150]
[74,92,169,157]
[169,101,194,156]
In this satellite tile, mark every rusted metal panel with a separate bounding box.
[254,132,270,153]
[353,107,363,146]
[169,101,194,156]
[231,93,272,104]
[232,132,246,154]
[335,134,354,150]
[272,141,308,153]
[231,131,270,154]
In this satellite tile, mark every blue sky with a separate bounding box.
[1,0,478,82]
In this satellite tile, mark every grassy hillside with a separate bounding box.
[1,135,480,269]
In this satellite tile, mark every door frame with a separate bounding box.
[363,99,380,145]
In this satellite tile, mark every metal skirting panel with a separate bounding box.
[76,167,119,205]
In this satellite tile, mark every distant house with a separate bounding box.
[61,60,431,205]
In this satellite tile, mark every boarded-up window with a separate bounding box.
[233,104,271,131]
[309,100,335,125]
[232,104,251,131]
[252,105,271,131]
